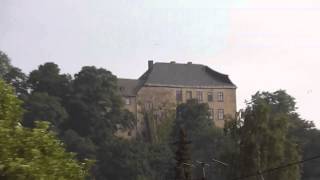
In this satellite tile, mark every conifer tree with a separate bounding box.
[174,128,192,180]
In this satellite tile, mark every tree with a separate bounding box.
[300,129,320,180]
[28,62,72,99]
[3,67,29,99]
[236,90,301,180]
[67,66,133,142]
[0,79,91,179]
[96,139,145,180]
[137,88,176,143]
[62,129,97,160]
[173,100,232,180]
[0,51,11,78]
[286,112,320,180]
[174,128,192,180]
[23,92,68,131]
[173,99,212,140]
[0,51,29,99]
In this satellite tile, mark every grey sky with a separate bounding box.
[1,0,320,128]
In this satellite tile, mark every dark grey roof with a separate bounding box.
[139,62,236,88]
[117,78,142,96]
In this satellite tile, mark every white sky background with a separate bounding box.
[1,0,320,128]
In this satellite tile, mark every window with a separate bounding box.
[196,91,203,102]
[125,97,131,105]
[218,109,224,120]
[209,108,214,119]
[218,92,224,102]
[186,91,192,100]
[208,92,213,102]
[144,102,153,110]
[176,90,183,102]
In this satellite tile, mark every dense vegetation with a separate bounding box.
[1,50,320,180]
[0,79,91,179]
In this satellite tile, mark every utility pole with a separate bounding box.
[196,161,210,180]
[193,158,228,180]
[258,170,265,180]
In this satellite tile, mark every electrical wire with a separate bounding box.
[233,154,320,180]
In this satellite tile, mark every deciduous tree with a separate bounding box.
[0,79,91,179]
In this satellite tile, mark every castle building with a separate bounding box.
[117,61,236,139]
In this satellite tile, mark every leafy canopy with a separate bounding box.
[0,79,91,179]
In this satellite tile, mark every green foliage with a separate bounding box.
[286,112,320,180]
[301,129,320,180]
[28,62,72,99]
[62,129,97,160]
[174,128,192,180]
[156,110,175,143]
[174,99,212,139]
[4,50,320,179]
[95,139,174,180]
[96,139,144,180]
[0,51,11,78]
[3,67,29,99]
[172,100,233,180]
[0,80,90,179]
[234,90,301,180]
[0,51,29,99]
[23,92,68,131]
[67,66,132,139]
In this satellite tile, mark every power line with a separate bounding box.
[233,154,320,180]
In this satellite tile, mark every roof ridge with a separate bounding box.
[154,62,203,66]
[118,78,138,81]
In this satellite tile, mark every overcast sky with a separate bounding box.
[1,0,320,128]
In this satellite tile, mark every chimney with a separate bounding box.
[148,60,153,70]
[187,62,192,64]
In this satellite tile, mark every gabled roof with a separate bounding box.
[117,78,142,97]
[139,62,236,88]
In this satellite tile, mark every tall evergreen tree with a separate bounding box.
[174,128,192,180]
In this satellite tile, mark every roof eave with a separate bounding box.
[143,83,237,89]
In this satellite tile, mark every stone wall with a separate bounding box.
[117,85,236,139]
[136,86,236,129]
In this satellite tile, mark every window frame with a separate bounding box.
[217,92,224,102]
[176,89,183,102]
[125,97,131,105]
[196,91,203,102]
[186,90,192,100]
[209,108,214,120]
[218,109,224,120]
[207,92,213,102]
